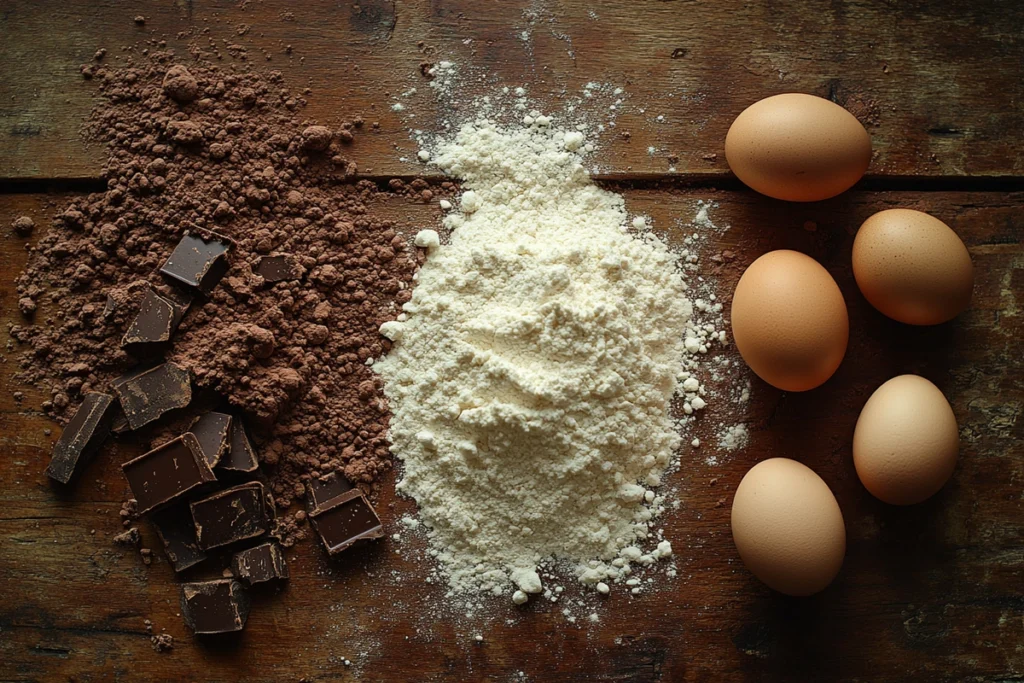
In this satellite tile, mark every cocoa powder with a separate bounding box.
[10,50,426,544]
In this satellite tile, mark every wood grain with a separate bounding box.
[1,0,1023,182]
[2,189,1021,682]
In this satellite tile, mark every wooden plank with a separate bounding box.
[1,0,1023,182]
[1,189,1021,681]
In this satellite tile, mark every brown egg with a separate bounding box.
[731,458,846,596]
[731,250,849,392]
[853,375,959,505]
[725,93,872,202]
[852,209,974,325]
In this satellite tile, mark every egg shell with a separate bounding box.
[852,209,974,325]
[725,93,872,202]
[731,458,846,596]
[853,375,959,505]
[730,250,849,392]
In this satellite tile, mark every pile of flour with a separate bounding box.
[375,110,717,600]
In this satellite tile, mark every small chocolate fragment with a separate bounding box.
[180,579,250,634]
[113,362,192,430]
[122,433,216,514]
[310,489,384,556]
[190,482,269,550]
[160,231,233,294]
[255,254,303,283]
[46,392,115,484]
[217,418,259,474]
[121,288,187,349]
[110,404,131,435]
[307,472,353,514]
[231,542,289,585]
[151,503,208,572]
[187,412,232,467]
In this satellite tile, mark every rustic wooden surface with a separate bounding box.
[1,2,1023,682]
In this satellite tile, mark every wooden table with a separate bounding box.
[1,2,1022,681]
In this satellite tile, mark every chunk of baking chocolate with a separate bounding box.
[121,433,216,514]
[121,288,187,349]
[46,392,115,484]
[255,254,303,283]
[190,482,269,550]
[307,472,353,514]
[216,418,258,474]
[180,579,250,635]
[231,542,289,585]
[310,489,384,556]
[113,362,192,430]
[151,502,208,572]
[160,231,233,294]
[187,412,232,467]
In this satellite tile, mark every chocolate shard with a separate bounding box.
[113,362,192,430]
[121,287,187,349]
[151,503,208,572]
[217,418,259,474]
[180,579,250,635]
[255,254,303,283]
[160,230,233,294]
[231,542,289,585]
[122,433,217,514]
[310,489,384,556]
[187,412,232,468]
[190,482,269,550]
[307,472,353,515]
[46,392,115,484]
[110,404,131,435]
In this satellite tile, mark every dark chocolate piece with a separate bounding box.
[110,404,131,435]
[121,433,216,514]
[180,579,250,635]
[187,412,232,467]
[216,418,259,474]
[231,542,289,585]
[121,288,187,349]
[190,482,269,550]
[46,392,115,484]
[151,503,208,572]
[160,231,232,294]
[310,489,384,556]
[255,254,303,283]
[113,362,192,430]
[307,472,353,514]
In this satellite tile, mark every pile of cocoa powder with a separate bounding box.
[9,47,431,545]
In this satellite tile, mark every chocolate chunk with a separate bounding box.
[310,489,384,556]
[151,503,208,572]
[307,472,353,514]
[216,418,258,474]
[121,288,187,349]
[187,412,232,467]
[46,392,115,484]
[255,254,303,283]
[160,231,233,294]
[121,433,216,514]
[231,542,288,585]
[190,482,269,550]
[113,362,192,430]
[180,579,250,634]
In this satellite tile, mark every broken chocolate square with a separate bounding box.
[180,579,250,634]
[255,254,303,283]
[190,482,269,550]
[216,417,259,474]
[187,412,232,467]
[121,287,188,349]
[122,433,216,514]
[151,503,208,572]
[231,542,289,585]
[160,231,233,294]
[46,392,115,484]
[112,361,192,430]
[307,472,354,514]
[310,489,384,556]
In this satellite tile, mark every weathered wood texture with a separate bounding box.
[2,189,1022,682]
[1,0,1023,181]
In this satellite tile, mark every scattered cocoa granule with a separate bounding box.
[151,633,175,652]
[134,15,146,26]
[113,527,141,546]
[12,216,34,237]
